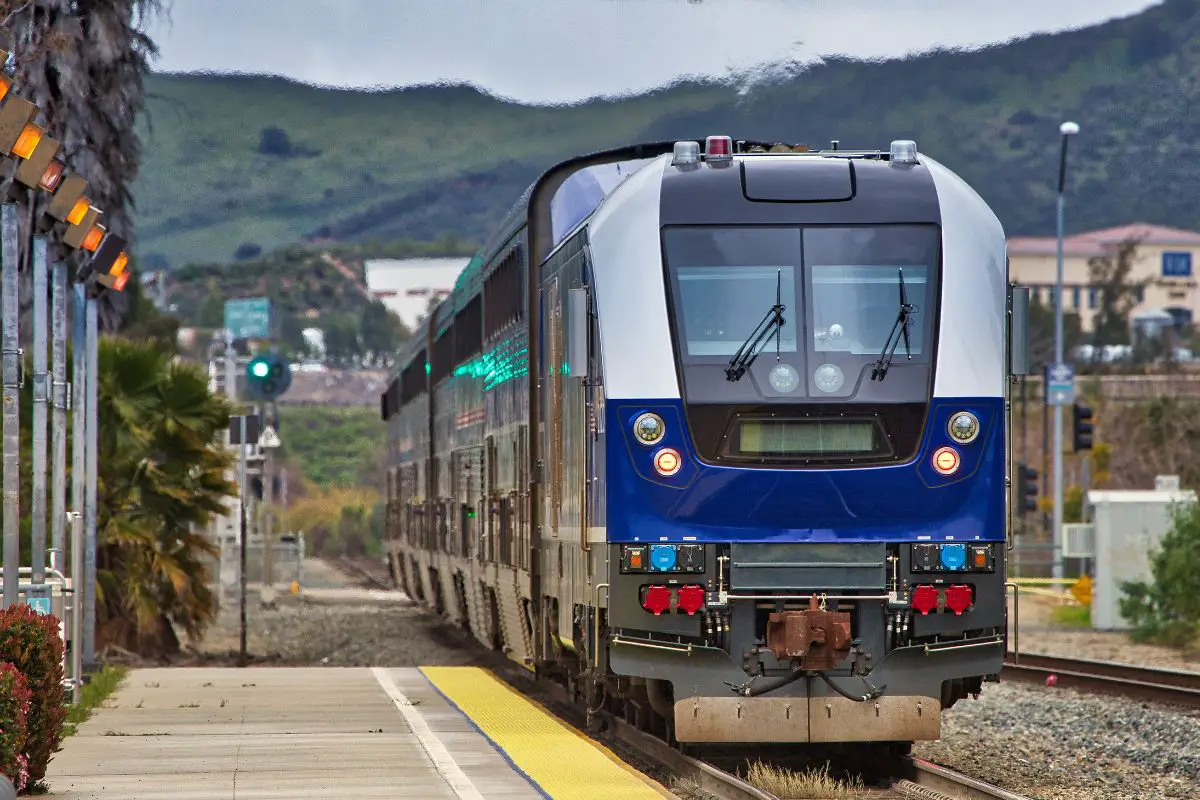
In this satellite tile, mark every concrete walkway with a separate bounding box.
[46,667,543,800]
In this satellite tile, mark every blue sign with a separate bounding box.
[1162,252,1192,278]
[1046,362,1075,406]
[224,297,272,339]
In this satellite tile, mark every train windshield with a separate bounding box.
[663,225,940,405]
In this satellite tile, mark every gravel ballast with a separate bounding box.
[914,682,1200,799]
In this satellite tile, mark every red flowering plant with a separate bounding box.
[0,662,32,793]
[0,605,67,787]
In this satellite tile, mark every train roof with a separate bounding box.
[391,140,685,375]
[388,137,943,380]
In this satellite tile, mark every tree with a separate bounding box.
[1103,396,1200,490]
[196,280,225,329]
[118,256,180,350]
[1086,238,1150,355]
[234,242,263,260]
[258,126,294,157]
[322,314,361,368]
[360,299,407,368]
[93,337,237,655]
[1026,296,1083,372]
[6,0,166,332]
[278,310,311,358]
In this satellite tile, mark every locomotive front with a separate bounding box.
[589,137,1020,744]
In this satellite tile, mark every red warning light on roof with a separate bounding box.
[705,135,732,161]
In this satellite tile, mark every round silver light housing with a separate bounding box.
[769,363,800,393]
[813,363,844,393]
[633,412,666,446]
[948,411,980,444]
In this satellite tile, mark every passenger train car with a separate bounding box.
[380,136,1031,747]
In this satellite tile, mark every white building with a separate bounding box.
[364,258,468,332]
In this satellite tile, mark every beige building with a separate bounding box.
[1008,223,1200,332]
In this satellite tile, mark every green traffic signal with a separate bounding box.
[244,352,292,400]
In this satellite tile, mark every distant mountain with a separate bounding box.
[132,0,1199,268]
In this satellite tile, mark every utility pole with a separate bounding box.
[51,250,68,563]
[225,328,237,402]
[31,236,48,585]
[83,295,98,665]
[2,204,20,609]
[261,403,279,590]
[71,283,86,619]
[225,328,238,611]
[237,415,250,668]
[1051,121,1079,581]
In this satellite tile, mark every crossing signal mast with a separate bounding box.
[244,352,292,401]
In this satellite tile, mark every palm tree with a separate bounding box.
[3,0,165,331]
[93,336,236,655]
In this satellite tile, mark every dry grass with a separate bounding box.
[746,761,868,799]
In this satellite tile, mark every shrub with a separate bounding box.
[234,242,263,260]
[0,663,31,793]
[0,605,67,786]
[1119,500,1200,649]
[258,125,294,156]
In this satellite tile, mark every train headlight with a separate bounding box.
[769,363,800,393]
[633,412,666,445]
[947,411,980,444]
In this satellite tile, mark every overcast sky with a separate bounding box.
[145,0,1159,104]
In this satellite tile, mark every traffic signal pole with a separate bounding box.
[237,414,249,668]
[262,402,275,590]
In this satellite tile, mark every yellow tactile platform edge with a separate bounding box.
[420,666,673,800]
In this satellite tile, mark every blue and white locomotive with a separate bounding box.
[381,135,1029,747]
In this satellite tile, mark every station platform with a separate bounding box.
[46,666,673,800]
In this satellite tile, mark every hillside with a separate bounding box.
[168,242,426,364]
[132,0,1200,268]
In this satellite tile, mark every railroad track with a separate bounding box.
[333,556,394,590]
[897,758,1035,799]
[490,659,1026,800]
[1002,652,1200,709]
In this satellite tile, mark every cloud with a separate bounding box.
[145,0,1159,104]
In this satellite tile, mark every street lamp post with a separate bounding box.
[1052,120,1079,580]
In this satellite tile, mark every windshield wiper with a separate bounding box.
[725,270,786,382]
[871,269,916,382]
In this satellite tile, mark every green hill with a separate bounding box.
[133,0,1199,268]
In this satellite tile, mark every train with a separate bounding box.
[380,135,1031,749]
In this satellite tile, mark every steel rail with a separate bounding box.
[1002,653,1200,709]
[894,757,1035,799]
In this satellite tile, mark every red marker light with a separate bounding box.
[932,446,960,475]
[653,447,682,477]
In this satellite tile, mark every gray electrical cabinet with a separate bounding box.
[1087,486,1196,631]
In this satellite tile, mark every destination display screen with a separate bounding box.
[736,419,878,456]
